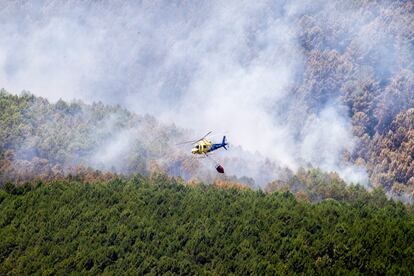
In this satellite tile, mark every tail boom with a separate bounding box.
[208,136,228,152]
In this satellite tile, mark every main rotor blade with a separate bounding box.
[200,131,212,140]
[176,140,198,146]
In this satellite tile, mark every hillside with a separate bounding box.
[287,0,414,196]
[1,175,413,274]
[0,90,288,187]
[1,89,414,202]
[0,90,185,178]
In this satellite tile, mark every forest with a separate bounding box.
[1,174,413,275]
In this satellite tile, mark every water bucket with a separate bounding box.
[215,164,224,173]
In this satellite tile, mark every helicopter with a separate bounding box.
[177,131,228,173]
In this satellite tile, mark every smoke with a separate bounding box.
[89,115,136,172]
[298,105,368,184]
[2,0,410,186]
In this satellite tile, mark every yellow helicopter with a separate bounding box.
[178,131,228,173]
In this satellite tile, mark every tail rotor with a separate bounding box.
[222,136,229,150]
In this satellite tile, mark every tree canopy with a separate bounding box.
[1,175,413,274]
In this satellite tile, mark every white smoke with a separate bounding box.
[4,0,408,186]
[298,106,368,185]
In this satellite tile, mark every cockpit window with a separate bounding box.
[195,145,199,149]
